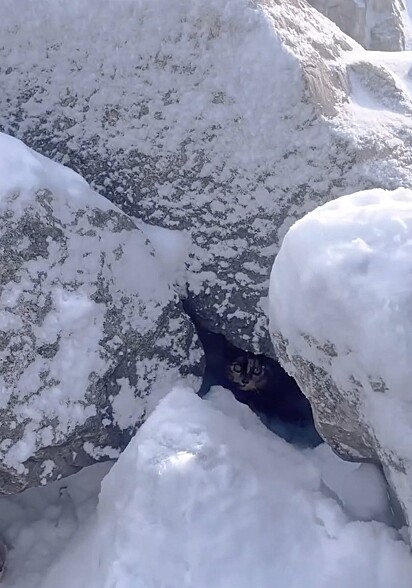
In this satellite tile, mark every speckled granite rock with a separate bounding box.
[2,0,412,355]
[0,132,200,493]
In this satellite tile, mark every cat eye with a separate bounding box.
[253,366,262,375]
[233,363,242,373]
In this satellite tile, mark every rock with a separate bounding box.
[268,187,412,538]
[0,132,200,493]
[308,0,405,51]
[2,0,412,355]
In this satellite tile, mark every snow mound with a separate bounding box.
[270,187,412,404]
[269,186,412,539]
[40,387,412,588]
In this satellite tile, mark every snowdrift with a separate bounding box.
[39,387,412,588]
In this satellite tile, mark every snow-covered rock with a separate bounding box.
[0,132,200,493]
[3,0,412,355]
[37,387,412,588]
[269,187,412,538]
[308,0,405,50]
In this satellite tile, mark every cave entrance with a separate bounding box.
[184,301,323,448]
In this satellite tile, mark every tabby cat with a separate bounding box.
[226,352,269,393]
[183,298,316,426]
[223,348,314,425]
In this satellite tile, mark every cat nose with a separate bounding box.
[241,378,248,384]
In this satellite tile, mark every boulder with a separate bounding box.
[2,0,412,355]
[269,187,412,537]
[0,132,200,493]
[308,0,405,51]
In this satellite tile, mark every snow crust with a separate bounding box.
[27,387,412,588]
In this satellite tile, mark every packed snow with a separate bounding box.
[269,187,412,421]
[269,186,412,542]
[1,386,411,588]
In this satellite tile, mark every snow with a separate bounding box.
[140,223,192,291]
[365,50,412,96]
[403,0,412,48]
[0,0,361,352]
[268,186,412,540]
[307,443,393,524]
[269,187,412,413]
[0,386,406,588]
[344,47,412,114]
[0,134,88,209]
[0,131,199,483]
[3,0,412,357]
[0,462,112,588]
[0,0,308,168]
[109,377,145,430]
[1,0,412,583]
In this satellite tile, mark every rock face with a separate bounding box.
[2,0,412,355]
[308,0,405,51]
[268,187,412,538]
[0,132,200,493]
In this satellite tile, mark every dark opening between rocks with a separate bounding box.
[183,300,323,448]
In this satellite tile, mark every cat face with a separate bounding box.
[226,354,268,392]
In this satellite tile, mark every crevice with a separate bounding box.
[183,298,323,448]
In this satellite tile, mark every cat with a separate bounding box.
[182,298,316,427]
[226,352,269,393]
[224,349,314,425]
